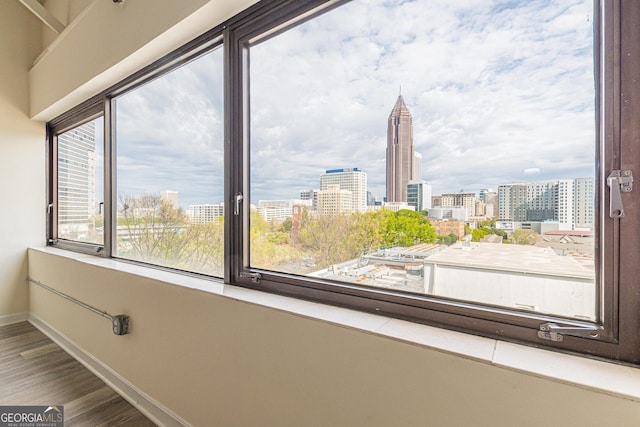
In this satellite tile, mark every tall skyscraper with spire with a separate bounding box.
[386,94,414,202]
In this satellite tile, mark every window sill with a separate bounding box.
[32,246,640,402]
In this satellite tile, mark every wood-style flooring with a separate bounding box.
[0,321,156,426]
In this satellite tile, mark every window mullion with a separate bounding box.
[104,97,115,258]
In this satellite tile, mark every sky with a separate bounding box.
[113,0,595,209]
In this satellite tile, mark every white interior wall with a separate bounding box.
[28,249,640,427]
[40,0,94,48]
[0,0,45,319]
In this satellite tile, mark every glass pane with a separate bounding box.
[57,117,104,245]
[115,48,224,276]
[249,0,596,320]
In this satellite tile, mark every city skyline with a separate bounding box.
[111,0,595,209]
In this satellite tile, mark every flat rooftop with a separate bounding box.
[426,242,593,279]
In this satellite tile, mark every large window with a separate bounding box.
[48,0,640,364]
[114,47,225,277]
[247,0,596,321]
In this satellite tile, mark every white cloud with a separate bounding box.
[248,0,595,201]
[115,0,596,205]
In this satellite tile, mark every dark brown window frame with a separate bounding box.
[229,0,640,364]
[47,0,640,364]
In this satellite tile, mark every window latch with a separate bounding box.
[607,170,633,218]
[537,322,600,342]
[239,270,261,283]
[234,192,243,216]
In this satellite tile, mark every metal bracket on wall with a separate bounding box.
[607,170,633,218]
[28,278,130,336]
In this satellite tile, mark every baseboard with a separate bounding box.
[0,311,28,326]
[28,314,191,427]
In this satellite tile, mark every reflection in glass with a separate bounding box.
[57,117,104,245]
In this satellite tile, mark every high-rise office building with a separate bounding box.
[386,95,414,203]
[320,168,367,213]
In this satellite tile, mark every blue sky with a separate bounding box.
[114,0,595,209]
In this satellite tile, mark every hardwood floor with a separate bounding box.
[0,321,156,426]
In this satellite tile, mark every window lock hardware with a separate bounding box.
[234,192,243,216]
[538,322,600,342]
[48,239,58,245]
[47,203,53,214]
[607,170,633,218]
[239,270,261,283]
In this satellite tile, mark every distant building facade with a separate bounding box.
[383,202,415,212]
[320,168,367,213]
[441,192,477,219]
[188,203,224,224]
[299,189,319,210]
[256,199,311,222]
[428,207,468,221]
[406,181,432,212]
[413,152,422,182]
[317,185,352,216]
[431,220,465,239]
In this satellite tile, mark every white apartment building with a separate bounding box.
[574,178,594,230]
[188,203,224,224]
[320,168,367,213]
[557,179,575,230]
[498,178,594,230]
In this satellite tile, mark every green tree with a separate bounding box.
[382,210,436,247]
[437,232,459,246]
[471,227,491,242]
[509,229,540,245]
[297,214,355,268]
[117,193,224,275]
